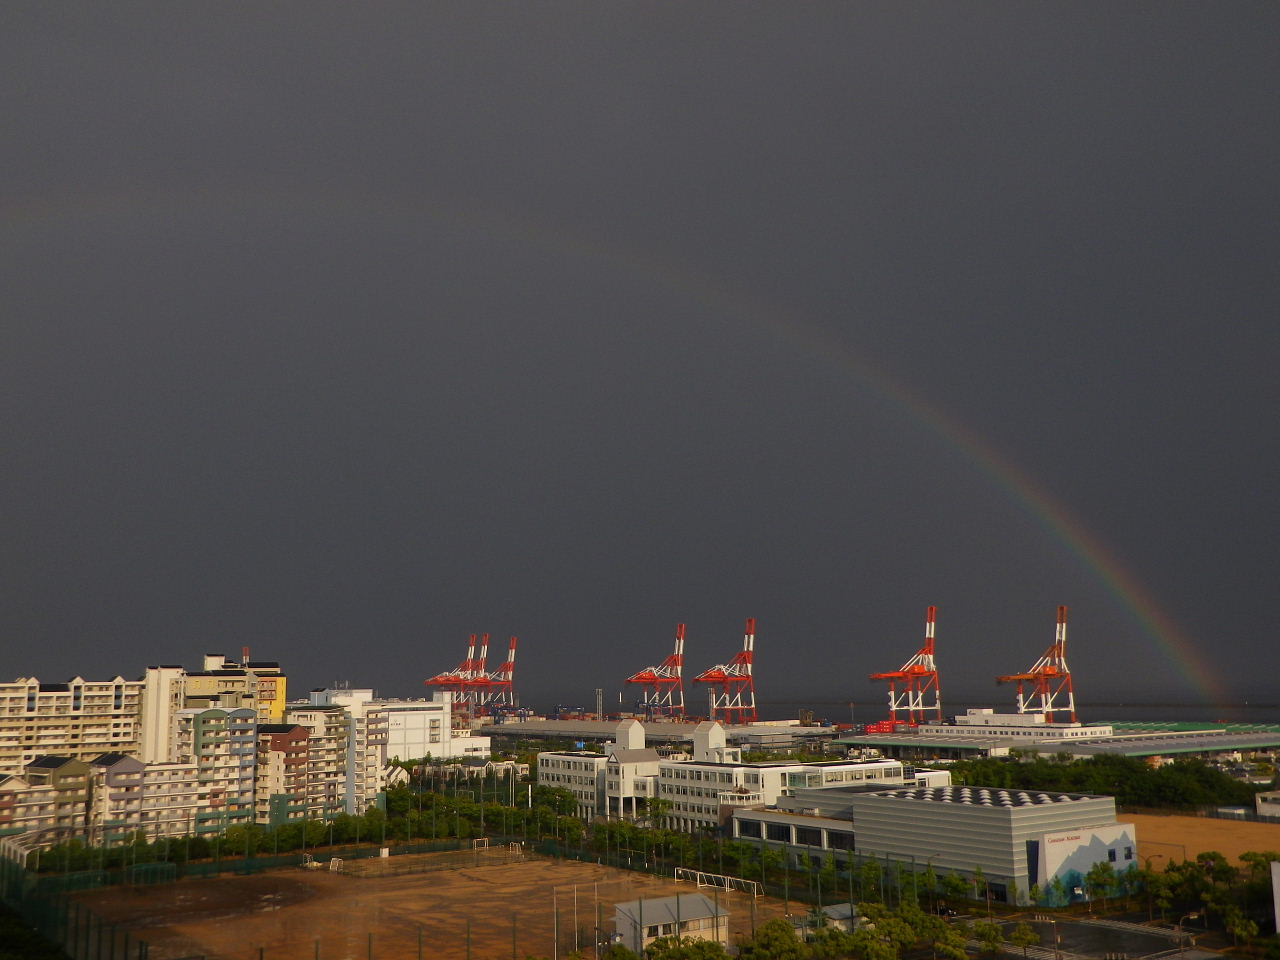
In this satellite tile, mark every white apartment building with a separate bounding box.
[0,677,144,776]
[255,724,310,826]
[88,753,205,842]
[141,655,288,764]
[296,689,486,815]
[605,719,661,820]
[658,723,912,833]
[285,704,349,820]
[382,694,491,761]
[173,708,256,834]
[0,757,91,842]
[306,689,388,815]
[537,751,609,819]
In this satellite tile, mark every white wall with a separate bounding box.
[1038,822,1138,889]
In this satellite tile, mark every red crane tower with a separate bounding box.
[693,618,757,724]
[868,605,943,726]
[467,633,492,707]
[625,624,687,718]
[425,633,475,697]
[476,636,519,714]
[425,633,489,711]
[996,606,1077,722]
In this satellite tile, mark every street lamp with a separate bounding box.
[1177,911,1201,955]
[1050,919,1061,960]
[1141,854,1165,921]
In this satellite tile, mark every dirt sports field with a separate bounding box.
[1131,812,1280,865]
[77,852,789,960]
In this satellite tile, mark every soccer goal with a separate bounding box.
[471,837,490,850]
[673,867,762,898]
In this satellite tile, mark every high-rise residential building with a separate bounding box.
[183,654,286,719]
[305,689,392,815]
[284,704,348,821]
[16,756,91,839]
[173,708,256,834]
[0,678,144,776]
[87,753,204,843]
[140,654,288,764]
[139,666,187,764]
[254,724,309,826]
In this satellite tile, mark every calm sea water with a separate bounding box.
[756,698,1280,726]
[527,693,1280,726]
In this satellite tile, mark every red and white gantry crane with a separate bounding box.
[693,618,758,724]
[625,623,686,718]
[478,636,519,713]
[425,633,479,704]
[868,605,943,726]
[996,606,1077,722]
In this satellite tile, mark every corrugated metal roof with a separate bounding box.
[615,893,726,925]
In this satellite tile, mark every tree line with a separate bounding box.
[948,753,1260,808]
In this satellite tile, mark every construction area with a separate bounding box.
[74,852,788,960]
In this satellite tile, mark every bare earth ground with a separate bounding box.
[78,853,790,960]
[1129,812,1280,866]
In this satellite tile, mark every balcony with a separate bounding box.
[717,790,764,808]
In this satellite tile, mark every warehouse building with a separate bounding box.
[732,784,1136,906]
[849,786,1135,904]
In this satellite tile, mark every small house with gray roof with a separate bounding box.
[613,893,729,952]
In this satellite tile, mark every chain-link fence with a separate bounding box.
[2,833,884,959]
[54,852,766,960]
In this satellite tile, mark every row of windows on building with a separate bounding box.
[735,818,855,850]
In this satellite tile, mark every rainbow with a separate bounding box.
[1,182,1229,703]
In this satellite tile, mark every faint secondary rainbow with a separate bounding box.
[1,182,1230,703]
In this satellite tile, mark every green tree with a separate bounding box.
[646,797,674,828]
[932,925,969,960]
[940,872,970,906]
[972,920,1003,956]
[1049,875,1067,908]
[1085,861,1117,910]
[820,851,839,896]
[1225,908,1259,949]
[1006,922,1040,958]
[874,915,919,955]
[737,917,807,960]
[644,937,730,960]
[861,859,885,902]
[848,928,900,960]
[810,926,857,959]
[922,862,940,910]
[760,846,785,884]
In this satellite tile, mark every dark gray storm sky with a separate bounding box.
[3,5,1277,714]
